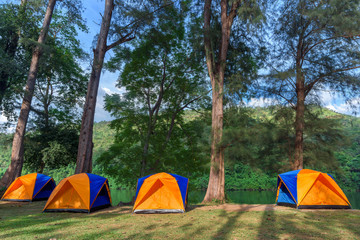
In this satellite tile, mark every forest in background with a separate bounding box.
[1,106,359,191]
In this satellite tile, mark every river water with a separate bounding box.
[111,189,360,209]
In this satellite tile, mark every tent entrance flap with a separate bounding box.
[277,182,296,205]
[91,184,111,209]
[33,179,55,200]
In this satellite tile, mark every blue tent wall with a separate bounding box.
[277,183,296,205]
[33,180,56,200]
[91,181,111,209]
[32,174,56,200]
[169,173,188,207]
[278,170,300,203]
[87,173,111,209]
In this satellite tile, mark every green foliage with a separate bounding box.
[44,163,76,184]
[0,133,12,177]
[0,108,359,190]
[191,163,277,191]
[91,121,116,162]
[24,124,79,173]
[225,163,277,190]
[0,1,87,177]
[98,4,209,187]
[30,0,88,130]
[0,2,42,123]
[0,1,88,125]
[260,0,360,106]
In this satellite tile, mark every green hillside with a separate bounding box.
[92,121,116,162]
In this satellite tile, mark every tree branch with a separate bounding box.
[304,34,360,57]
[106,31,135,51]
[305,65,360,97]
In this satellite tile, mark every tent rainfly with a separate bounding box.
[1,173,56,202]
[43,173,111,213]
[133,172,189,213]
[276,169,351,209]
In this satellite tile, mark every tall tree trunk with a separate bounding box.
[202,0,238,203]
[141,131,151,177]
[293,70,305,170]
[75,0,114,174]
[0,0,56,189]
[203,78,225,202]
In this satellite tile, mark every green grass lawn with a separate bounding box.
[0,201,359,240]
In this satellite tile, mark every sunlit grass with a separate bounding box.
[0,201,359,240]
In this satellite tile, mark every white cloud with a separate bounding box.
[0,113,16,133]
[102,87,115,95]
[93,85,124,122]
[247,97,278,107]
[317,91,359,115]
[0,114,7,124]
[319,91,333,104]
[324,99,360,115]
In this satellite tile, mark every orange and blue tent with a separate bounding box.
[276,169,351,209]
[1,173,56,202]
[133,172,189,213]
[43,173,111,213]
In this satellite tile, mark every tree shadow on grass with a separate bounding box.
[301,209,360,239]
[89,206,132,219]
[177,204,263,240]
[256,205,279,240]
[186,204,204,212]
[338,209,360,237]
[0,215,80,239]
[0,203,131,239]
[257,208,357,240]
[211,209,244,240]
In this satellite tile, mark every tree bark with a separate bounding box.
[203,82,225,202]
[75,0,136,174]
[293,69,305,170]
[202,0,238,203]
[0,0,56,189]
[75,0,114,174]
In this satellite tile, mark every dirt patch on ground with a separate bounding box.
[1,201,357,214]
[91,205,133,215]
[0,201,31,207]
[194,204,359,212]
[195,204,288,212]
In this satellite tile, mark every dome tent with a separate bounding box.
[133,172,189,213]
[276,169,351,209]
[1,173,56,202]
[43,173,111,213]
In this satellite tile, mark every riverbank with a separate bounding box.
[1,201,359,240]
